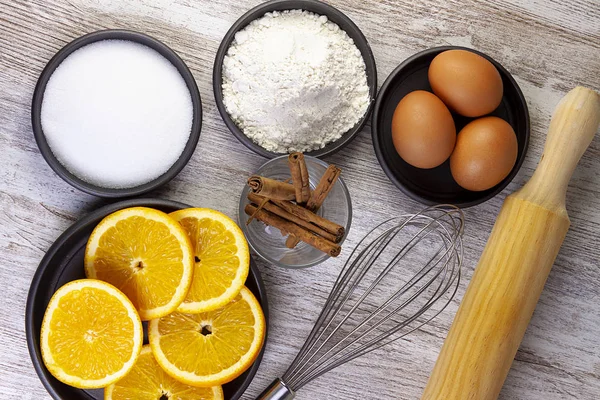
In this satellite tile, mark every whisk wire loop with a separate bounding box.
[287,220,447,386]
[293,236,463,389]
[276,205,464,394]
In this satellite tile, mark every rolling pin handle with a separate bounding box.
[517,86,600,209]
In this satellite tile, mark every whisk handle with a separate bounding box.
[256,378,295,400]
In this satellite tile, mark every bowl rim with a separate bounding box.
[371,45,530,208]
[31,29,203,198]
[25,198,269,400]
[239,155,352,268]
[212,0,377,159]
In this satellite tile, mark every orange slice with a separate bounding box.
[169,208,249,313]
[85,207,194,320]
[149,287,265,387]
[40,279,143,389]
[105,345,224,400]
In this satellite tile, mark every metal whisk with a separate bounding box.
[257,205,464,399]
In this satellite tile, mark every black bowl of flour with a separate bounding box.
[213,0,377,158]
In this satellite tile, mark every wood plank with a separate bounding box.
[0,0,599,399]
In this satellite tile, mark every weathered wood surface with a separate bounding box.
[1,0,599,399]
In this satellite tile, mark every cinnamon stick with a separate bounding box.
[286,165,342,248]
[248,175,296,201]
[288,152,311,205]
[270,199,344,240]
[245,204,341,257]
[306,165,342,211]
[247,193,341,243]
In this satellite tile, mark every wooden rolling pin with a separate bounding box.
[422,86,600,400]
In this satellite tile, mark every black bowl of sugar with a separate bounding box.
[31,29,202,198]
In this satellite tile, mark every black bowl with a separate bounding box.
[31,30,203,198]
[372,46,530,208]
[25,199,268,400]
[213,0,377,158]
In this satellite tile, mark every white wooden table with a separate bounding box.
[1,0,599,399]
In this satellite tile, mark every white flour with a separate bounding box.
[222,10,370,153]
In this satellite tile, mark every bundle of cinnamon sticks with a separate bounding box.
[245,153,344,257]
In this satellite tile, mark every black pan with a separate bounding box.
[25,198,268,400]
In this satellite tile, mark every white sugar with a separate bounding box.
[41,39,193,189]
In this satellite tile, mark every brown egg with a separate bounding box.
[391,90,456,169]
[450,116,518,191]
[428,50,503,117]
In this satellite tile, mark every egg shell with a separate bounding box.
[450,116,518,191]
[391,90,456,169]
[428,50,503,118]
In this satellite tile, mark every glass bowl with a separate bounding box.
[239,155,352,268]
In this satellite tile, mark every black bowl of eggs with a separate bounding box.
[372,46,529,207]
